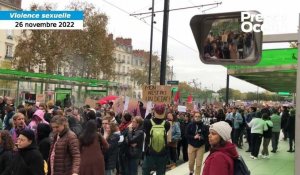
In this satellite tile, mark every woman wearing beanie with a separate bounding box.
[5,129,44,175]
[202,121,239,175]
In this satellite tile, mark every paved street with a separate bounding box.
[166,135,294,175]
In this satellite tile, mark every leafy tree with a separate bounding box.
[15,4,65,74]
[14,2,115,79]
[129,52,161,85]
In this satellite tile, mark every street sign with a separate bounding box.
[167,80,179,85]
[172,87,178,92]
[278,92,291,96]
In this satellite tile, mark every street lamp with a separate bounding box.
[148,0,155,85]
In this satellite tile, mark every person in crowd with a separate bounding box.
[39,103,47,113]
[9,113,28,143]
[260,105,271,117]
[79,120,108,175]
[28,109,48,133]
[5,129,44,175]
[0,117,2,130]
[65,108,82,137]
[26,106,37,125]
[280,106,289,141]
[44,101,55,123]
[101,116,111,135]
[124,116,144,175]
[49,115,80,175]
[17,108,27,122]
[143,103,170,175]
[245,106,256,152]
[0,96,6,121]
[286,109,295,152]
[63,94,72,108]
[104,122,120,175]
[216,108,225,122]
[3,106,15,130]
[270,108,281,153]
[0,130,14,174]
[248,111,268,159]
[225,107,233,127]
[186,112,209,175]
[226,107,243,148]
[202,121,239,175]
[166,112,181,169]
[118,112,132,175]
[201,111,212,126]
[177,113,190,162]
[37,123,51,161]
[261,113,273,159]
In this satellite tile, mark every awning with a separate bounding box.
[227,48,297,93]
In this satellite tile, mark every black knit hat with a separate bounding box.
[20,129,35,141]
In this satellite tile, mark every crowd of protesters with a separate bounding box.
[0,94,296,175]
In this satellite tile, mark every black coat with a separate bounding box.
[38,137,51,161]
[104,133,120,170]
[286,116,295,139]
[5,142,44,175]
[37,123,51,161]
[0,148,13,175]
[186,122,209,148]
[126,126,144,159]
[180,121,190,141]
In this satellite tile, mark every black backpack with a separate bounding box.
[263,123,273,138]
[234,155,251,175]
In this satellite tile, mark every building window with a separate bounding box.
[135,59,138,66]
[5,44,13,58]
[127,56,130,64]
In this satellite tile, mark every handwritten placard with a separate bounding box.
[142,85,171,104]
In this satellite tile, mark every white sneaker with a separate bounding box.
[252,157,258,160]
[250,155,254,159]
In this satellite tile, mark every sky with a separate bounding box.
[21,0,300,93]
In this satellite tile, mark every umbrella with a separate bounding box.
[98,99,108,105]
[98,95,118,104]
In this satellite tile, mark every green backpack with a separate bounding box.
[149,119,166,154]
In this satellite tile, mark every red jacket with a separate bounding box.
[202,141,238,175]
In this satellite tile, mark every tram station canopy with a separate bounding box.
[0,68,110,87]
[227,48,297,93]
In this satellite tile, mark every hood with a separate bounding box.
[211,141,239,159]
[33,109,46,121]
[37,123,51,141]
